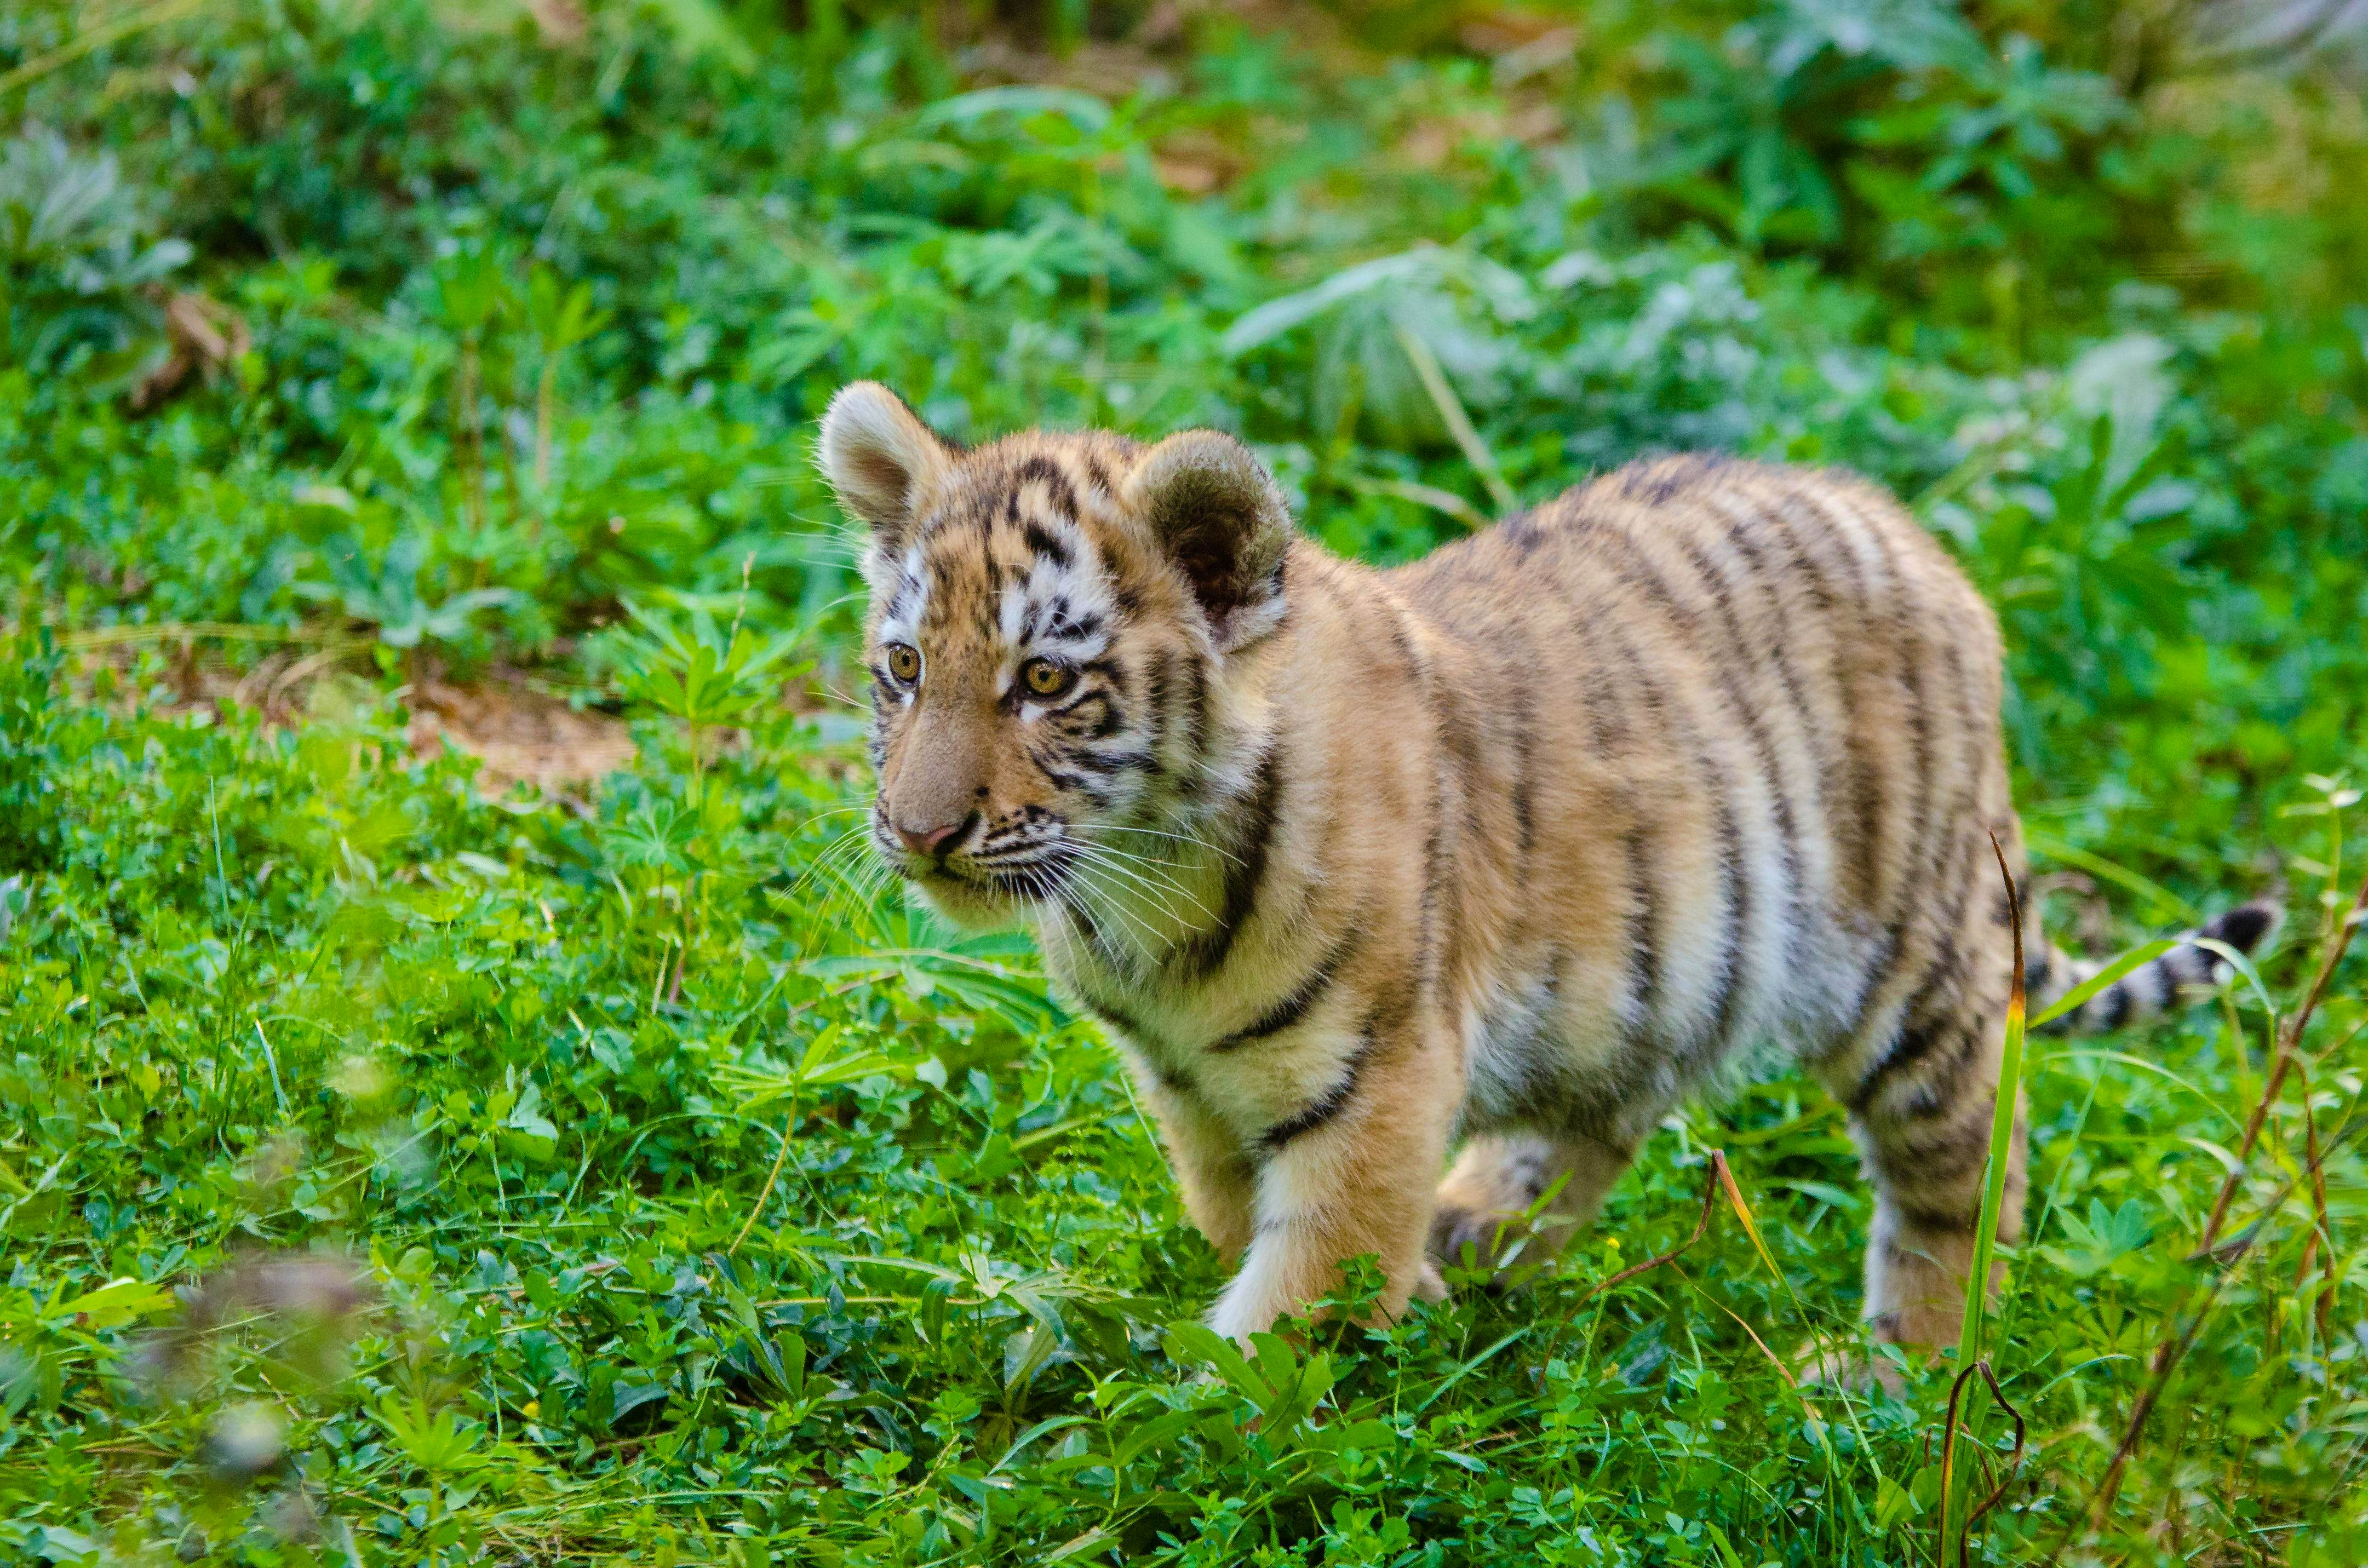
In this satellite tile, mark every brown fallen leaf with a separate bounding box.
[129,290,252,410]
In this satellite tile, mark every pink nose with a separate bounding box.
[895,817,971,858]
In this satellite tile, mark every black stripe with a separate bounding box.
[1718,518,1833,840]
[1210,927,1360,1053]
[2207,903,2274,953]
[1623,454,1730,506]
[1851,503,1938,954]
[1552,590,1625,748]
[1011,456,1079,519]
[1081,700,1124,741]
[1078,990,1150,1045]
[1561,583,1671,1001]
[1067,746,1151,778]
[1434,678,1483,784]
[1175,656,1209,797]
[1062,909,1140,993]
[1701,797,1748,1064]
[1432,669,1485,881]
[1509,669,1537,863]
[1259,1032,1377,1151]
[1022,521,1072,568]
[1667,530,1806,985]
[1766,495,1882,918]
[1892,1110,1999,1176]
[1787,488,1871,604]
[1179,746,1281,978]
[1847,846,1982,1112]
[1849,1016,1952,1115]
[1419,804,1447,993]
[1142,652,1172,762]
[1992,876,2022,930]
[1622,819,1660,1036]
[1377,594,1424,681]
[1420,725,1455,995]
[1570,520,1752,1061]
[1892,1197,1979,1234]
[1896,1019,1988,1120]
[1180,656,1206,752]
[1856,990,1989,1122]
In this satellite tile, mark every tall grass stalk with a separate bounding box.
[1943,836,2028,1558]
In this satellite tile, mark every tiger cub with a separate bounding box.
[819,381,2277,1349]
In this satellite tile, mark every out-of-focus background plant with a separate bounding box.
[2,1,2363,1564]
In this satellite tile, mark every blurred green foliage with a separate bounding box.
[1,1,2364,1564]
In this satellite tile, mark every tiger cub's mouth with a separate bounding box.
[956,846,1079,904]
[890,841,1080,924]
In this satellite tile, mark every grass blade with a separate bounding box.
[1944,834,2028,1555]
[2028,938,2176,1027]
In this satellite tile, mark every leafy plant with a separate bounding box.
[525,263,611,492]
[0,123,187,378]
[609,595,811,799]
[295,532,517,652]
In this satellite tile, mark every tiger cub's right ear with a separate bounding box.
[817,383,956,560]
[1125,429,1294,653]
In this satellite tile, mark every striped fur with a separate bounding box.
[819,383,2278,1351]
[2031,901,2280,1033]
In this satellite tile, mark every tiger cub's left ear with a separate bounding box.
[1125,430,1293,651]
[817,382,957,566]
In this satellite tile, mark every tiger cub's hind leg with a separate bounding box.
[1430,1131,1639,1288]
[1832,973,2027,1351]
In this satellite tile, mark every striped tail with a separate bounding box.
[2031,899,2281,1033]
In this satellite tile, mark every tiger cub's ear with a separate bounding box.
[1125,430,1293,651]
[817,382,956,560]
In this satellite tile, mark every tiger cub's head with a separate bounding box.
[818,382,1293,927]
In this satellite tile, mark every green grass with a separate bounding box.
[3,2,2366,1564]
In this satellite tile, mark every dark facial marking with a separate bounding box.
[1011,456,1080,520]
[1022,520,1073,568]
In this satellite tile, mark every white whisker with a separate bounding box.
[1109,823,1243,869]
[1064,841,1209,929]
[1063,860,1168,956]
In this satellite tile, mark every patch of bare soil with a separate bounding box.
[951,2,1574,193]
[402,670,636,795]
[50,631,634,797]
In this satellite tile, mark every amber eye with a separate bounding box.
[1020,657,1074,699]
[885,643,921,684]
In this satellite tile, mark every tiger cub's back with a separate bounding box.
[1391,453,2015,1080]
